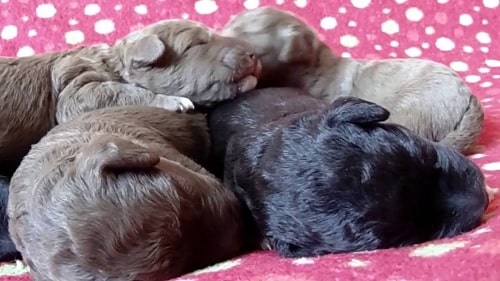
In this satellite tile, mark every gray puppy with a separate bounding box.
[8,106,247,281]
[221,7,483,154]
[0,19,261,177]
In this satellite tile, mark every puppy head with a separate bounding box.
[16,134,244,280]
[222,7,321,80]
[114,19,261,107]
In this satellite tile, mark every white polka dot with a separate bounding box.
[480,46,489,53]
[476,32,491,44]
[425,26,435,35]
[69,19,78,25]
[483,0,499,8]
[382,8,391,14]
[276,0,285,4]
[1,25,17,40]
[134,4,148,15]
[94,19,115,35]
[338,7,347,13]
[182,13,190,19]
[348,20,357,27]
[463,45,474,53]
[294,0,307,8]
[405,47,422,57]
[374,44,382,51]
[482,19,489,24]
[406,7,424,22]
[470,152,486,159]
[390,40,399,47]
[421,42,430,49]
[320,17,337,30]
[381,19,399,35]
[292,257,315,265]
[341,52,352,58]
[410,242,467,257]
[465,75,481,83]
[16,46,34,57]
[21,15,29,22]
[114,4,122,11]
[473,6,481,11]
[65,30,85,45]
[480,81,493,88]
[437,0,450,3]
[194,0,218,14]
[389,52,397,57]
[493,75,500,79]
[192,259,241,275]
[479,67,490,73]
[348,259,368,267]
[0,0,8,3]
[243,0,260,9]
[84,3,100,16]
[350,0,371,8]
[450,61,469,72]
[27,29,37,37]
[485,59,500,67]
[483,162,500,171]
[459,14,473,26]
[395,0,407,3]
[35,3,57,18]
[435,37,455,51]
[340,34,360,48]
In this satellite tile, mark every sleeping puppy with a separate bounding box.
[0,175,20,262]
[207,87,489,258]
[221,7,483,154]
[0,18,261,177]
[8,106,247,281]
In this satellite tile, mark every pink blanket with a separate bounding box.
[1,0,499,280]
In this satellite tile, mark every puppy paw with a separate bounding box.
[151,95,195,112]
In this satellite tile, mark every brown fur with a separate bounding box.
[7,106,247,281]
[0,19,261,177]
[222,7,484,154]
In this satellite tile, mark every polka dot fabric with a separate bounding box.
[1,0,499,280]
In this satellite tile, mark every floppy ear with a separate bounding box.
[76,135,160,176]
[279,27,317,64]
[324,96,390,126]
[122,34,165,68]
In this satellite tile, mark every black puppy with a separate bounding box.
[0,175,21,262]
[207,87,489,258]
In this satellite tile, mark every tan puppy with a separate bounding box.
[222,7,483,154]
[0,19,261,177]
[8,106,248,281]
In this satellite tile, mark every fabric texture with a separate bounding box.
[0,0,499,280]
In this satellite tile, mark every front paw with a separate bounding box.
[151,95,195,113]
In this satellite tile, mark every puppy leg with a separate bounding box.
[56,71,194,123]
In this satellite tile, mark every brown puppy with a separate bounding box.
[222,7,483,154]
[7,106,247,281]
[0,19,261,177]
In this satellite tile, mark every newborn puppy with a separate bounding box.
[222,7,483,154]
[0,175,20,262]
[0,19,261,177]
[8,106,247,281]
[207,87,489,258]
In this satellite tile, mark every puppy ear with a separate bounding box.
[122,34,165,68]
[279,28,317,64]
[324,97,390,125]
[76,135,160,175]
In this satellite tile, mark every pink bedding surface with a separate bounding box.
[0,0,499,280]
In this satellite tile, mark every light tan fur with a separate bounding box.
[222,7,484,154]
[0,19,261,176]
[8,106,247,281]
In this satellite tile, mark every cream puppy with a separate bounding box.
[222,7,483,154]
